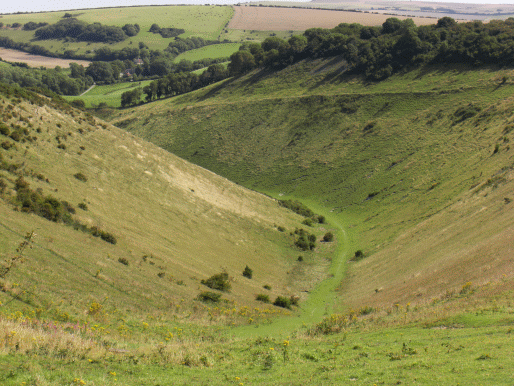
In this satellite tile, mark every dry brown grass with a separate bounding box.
[339,170,514,313]
[228,6,437,31]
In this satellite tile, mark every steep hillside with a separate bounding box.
[110,59,514,312]
[0,84,333,324]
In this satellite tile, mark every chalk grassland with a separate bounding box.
[62,80,153,108]
[227,5,438,31]
[0,88,332,330]
[0,47,90,68]
[109,60,514,316]
[0,6,234,56]
[173,42,241,63]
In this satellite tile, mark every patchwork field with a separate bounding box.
[0,48,90,68]
[0,6,234,56]
[228,5,438,31]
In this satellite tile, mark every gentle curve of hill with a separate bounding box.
[110,59,514,313]
[0,85,333,323]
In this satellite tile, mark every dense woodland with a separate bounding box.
[34,18,139,43]
[229,17,514,80]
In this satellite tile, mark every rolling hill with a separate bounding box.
[0,84,336,329]
[109,59,514,314]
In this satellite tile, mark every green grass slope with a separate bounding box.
[110,59,514,314]
[0,84,335,327]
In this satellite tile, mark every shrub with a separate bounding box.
[297,255,303,262]
[9,131,21,142]
[197,291,222,303]
[73,172,87,182]
[273,296,291,309]
[90,226,117,245]
[0,123,10,136]
[302,218,313,227]
[263,284,271,290]
[78,202,88,211]
[277,226,285,232]
[323,232,334,242]
[242,265,253,279]
[278,199,315,217]
[352,250,365,261]
[294,228,316,251]
[118,257,129,266]
[256,294,270,303]
[201,272,231,292]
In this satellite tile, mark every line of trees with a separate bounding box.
[0,62,93,95]
[34,18,139,43]
[228,17,514,80]
[121,63,229,107]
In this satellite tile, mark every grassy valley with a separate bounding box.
[2,6,514,385]
[110,60,514,315]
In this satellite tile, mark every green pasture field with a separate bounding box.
[174,42,240,63]
[62,80,152,108]
[0,6,234,56]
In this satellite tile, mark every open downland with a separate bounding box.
[228,5,438,31]
[0,48,90,68]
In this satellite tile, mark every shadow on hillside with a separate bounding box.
[197,76,238,101]
[307,56,350,91]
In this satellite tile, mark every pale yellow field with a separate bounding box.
[228,5,438,31]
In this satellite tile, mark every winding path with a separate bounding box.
[229,206,354,339]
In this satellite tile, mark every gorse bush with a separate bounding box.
[201,272,231,292]
[197,291,222,303]
[273,296,291,309]
[73,172,87,182]
[256,294,270,303]
[323,232,334,242]
[278,199,314,217]
[294,228,316,251]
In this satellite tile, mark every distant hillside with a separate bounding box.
[0,83,331,323]
[110,59,514,312]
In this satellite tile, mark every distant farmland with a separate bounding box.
[0,48,90,68]
[228,6,438,31]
